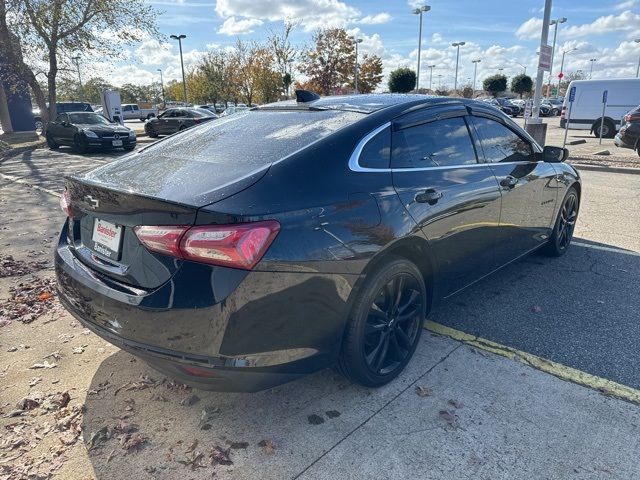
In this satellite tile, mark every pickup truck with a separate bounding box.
[121,104,158,121]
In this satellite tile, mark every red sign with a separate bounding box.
[558,72,564,79]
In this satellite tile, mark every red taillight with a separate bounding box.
[60,188,73,218]
[133,226,188,257]
[180,365,218,378]
[561,106,567,119]
[133,221,280,270]
[625,114,640,123]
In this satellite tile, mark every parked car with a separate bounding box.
[45,111,136,153]
[55,92,579,392]
[221,105,250,116]
[121,103,159,121]
[33,102,93,132]
[197,105,220,116]
[144,107,217,137]
[614,105,640,156]
[482,98,518,117]
[542,98,562,116]
[561,78,640,138]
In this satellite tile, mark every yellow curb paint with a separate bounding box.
[425,320,640,405]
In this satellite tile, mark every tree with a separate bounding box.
[388,68,416,93]
[483,74,508,97]
[197,50,236,106]
[268,21,298,97]
[461,85,474,98]
[299,28,354,95]
[0,0,160,127]
[83,77,114,104]
[510,74,533,98]
[231,40,281,105]
[354,54,383,93]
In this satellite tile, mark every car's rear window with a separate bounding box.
[145,109,364,166]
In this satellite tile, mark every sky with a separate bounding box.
[86,0,640,91]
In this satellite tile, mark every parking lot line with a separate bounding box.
[0,172,62,197]
[573,241,640,256]
[425,320,640,405]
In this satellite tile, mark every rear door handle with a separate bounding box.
[500,175,518,189]
[415,188,443,205]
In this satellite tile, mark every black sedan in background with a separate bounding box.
[55,92,580,392]
[46,112,136,153]
[144,107,217,137]
[615,106,640,156]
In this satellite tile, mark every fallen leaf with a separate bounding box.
[120,433,147,453]
[307,414,324,425]
[89,426,110,449]
[29,361,57,370]
[114,418,138,434]
[258,438,277,455]
[439,409,459,428]
[531,305,542,313]
[185,439,199,453]
[72,346,85,354]
[178,451,206,470]
[180,394,200,407]
[209,446,233,466]
[325,410,341,419]
[415,386,433,397]
[227,440,249,449]
[7,346,18,352]
[28,377,42,387]
[38,291,53,301]
[448,399,464,409]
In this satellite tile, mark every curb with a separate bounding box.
[569,162,640,175]
[0,140,46,160]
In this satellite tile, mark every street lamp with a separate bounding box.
[557,47,577,97]
[170,34,187,103]
[471,59,481,93]
[547,17,567,96]
[515,62,527,74]
[436,74,443,90]
[72,56,83,101]
[452,41,466,91]
[353,37,363,93]
[589,58,597,79]
[427,64,436,91]
[412,5,431,91]
[635,38,640,78]
[157,68,166,107]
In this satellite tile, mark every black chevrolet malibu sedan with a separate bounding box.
[55,92,580,391]
[46,112,136,153]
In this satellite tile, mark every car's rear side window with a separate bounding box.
[359,126,390,169]
[391,117,478,168]
[147,109,364,166]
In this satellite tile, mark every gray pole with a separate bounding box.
[429,65,434,91]
[416,12,423,91]
[547,21,559,97]
[636,39,640,77]
[157,69,165,106]
[472,60,481,93]
[454,45,460,91]
[531,0,552,121]
[178,38,187,103]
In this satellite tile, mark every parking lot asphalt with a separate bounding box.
[1,146,640,478]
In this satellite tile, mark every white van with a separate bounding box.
[561,78,640,138]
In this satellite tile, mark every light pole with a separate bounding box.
[353,37,363,93]
[436,74,442,90]
[472,59,481,93]
[515,62,527,74]
[452,41,466,91]
[557,47,577,97]
[635,38,640,78]
[412,5,431,91]
[72,56,83,101]
[427,64,436,91]
[531,0,552,123]
[589,58,597,79]
[170,34,188,103]
[547,18,567,97]
[498,67,504,74]
[157,68,166,107]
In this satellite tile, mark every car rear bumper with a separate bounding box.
[614,133,636,150]
[54,224,358,391]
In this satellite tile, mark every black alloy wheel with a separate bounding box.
[74,134,88,154]
[338,257,426,387]
[544,187,579,257]
[146,124,158,138]
[46,133,59,149]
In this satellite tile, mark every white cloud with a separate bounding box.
[214,0,359,31]
[515,17,543,40]
[614,0,637,10]
[358,13,391,25]
[217,16,263,35]
[563,11,640,38]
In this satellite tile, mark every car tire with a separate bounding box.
[35,120,44,133]
[593,120,615,139]
[145,124,158,138]
[178,125,186,131]
[338,256,426,388]
[46,133,59,149]
[543,186,579,257]
[551,108,559,116]
[73,134,88,154]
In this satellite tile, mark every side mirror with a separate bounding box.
[542,145,568,163]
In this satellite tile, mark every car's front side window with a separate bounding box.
[472,117,533,163]
[391,117,478,169]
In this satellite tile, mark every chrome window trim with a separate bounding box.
[349,121,540,173]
